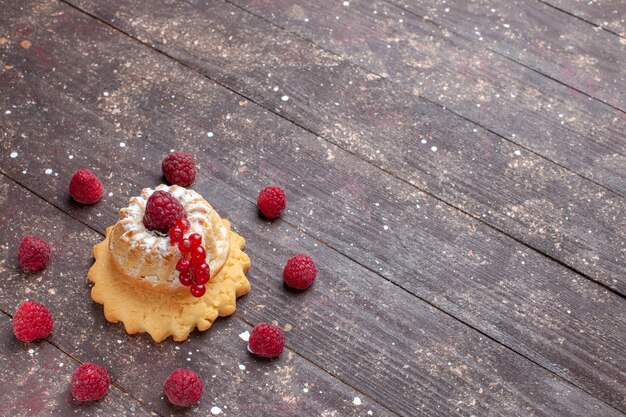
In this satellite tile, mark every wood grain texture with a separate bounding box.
[59,0,626,295]
[1,1,625,413]
[1,127,620,417]
[0,178,397,417]
[228,0,626,196]
[0,315,156,417]
[542,0,626,36]
[387,0,626,111]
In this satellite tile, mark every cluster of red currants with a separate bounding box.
[168,218,210,297]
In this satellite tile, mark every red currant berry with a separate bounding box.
[168,227,183,244]
[175,258,190,272]
[178,239,193,254]
[190,284,206,298]
[193,262,209,278]
[195,267,210,285]
[188,233,202,247]
[179,271,193,286]
[174,218,191,232]
[190,245,206,262]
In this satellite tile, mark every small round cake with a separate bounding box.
[108,185,230,293]
[88,185,251,342]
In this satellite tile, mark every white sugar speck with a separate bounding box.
[421,139,427,144]
[119,142,126,148]
[211,406,222,415]
[444,7,450,12]
[304,17,309,22]
[45,168,53,175]
[239,330,250,341]
[367,411,373,415]
[238,364,246,370]
[68,155,73,159]
[514,150,521,156]
[108,192,113,197]
[343,1,349,5]
[303,388,309,393]
[431,146,438,152]
[273,86,279,92]
[5,110,11,115]
[281,95,289,102]
[117,339,122,344]
[503,23,510,28]
[207,132,214,137]
[353,396,362,406]
[103,91,109,97]
[28,348,35,355]
[59,363,64,367]
[383,225,389,230]
[10,151,18,158]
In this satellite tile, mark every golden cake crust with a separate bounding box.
[88,220,250,342]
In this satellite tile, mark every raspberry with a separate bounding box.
[248,323,285,358]
[143,191,186,233]
[13,301,53,343]
[71,363,110,402]
[18,236,51,272]
[164,368,204,407]
[162,151,196,187]
[283,254,317,290]
[257,186,286,219]
[69,169,104,204]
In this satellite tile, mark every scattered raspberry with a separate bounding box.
[71,363,110,402]
[18,236,51,272]
[69,169,104,204]
[257,186,286,219]
[162,151,196,187]
[283,254,317,290]
[248,323,285,358]
[13,301,53,343]
[164,368,204,407]
[143,191,186,233]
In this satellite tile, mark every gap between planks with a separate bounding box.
[0,171,401,417]
[58,0,626,301]
[538,0,626,39]
[380,0,626,115]
[2,158,624,416]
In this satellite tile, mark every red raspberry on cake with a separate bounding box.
[164,368,204,407]
[162,151,196,187]
[71,362,110,402]
[18,236,51,272]
[257,186,286,219]
[69,169,104,204]
[13,301,54,343]
[143,190,186,233]
[248,323,285,358]
[283,254,317,290]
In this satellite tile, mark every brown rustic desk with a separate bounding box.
[1,0,624,415]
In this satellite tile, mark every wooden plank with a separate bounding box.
[541,0,626,36]
[55,0,626,295]
[1,1,625,413]
[0,314,156,417]
[228,0,626,196]
[386,0,626,110]
[0,178,397,417]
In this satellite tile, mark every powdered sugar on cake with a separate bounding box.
[108,184,230,290]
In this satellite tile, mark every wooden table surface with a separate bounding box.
[1,0,624,416]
